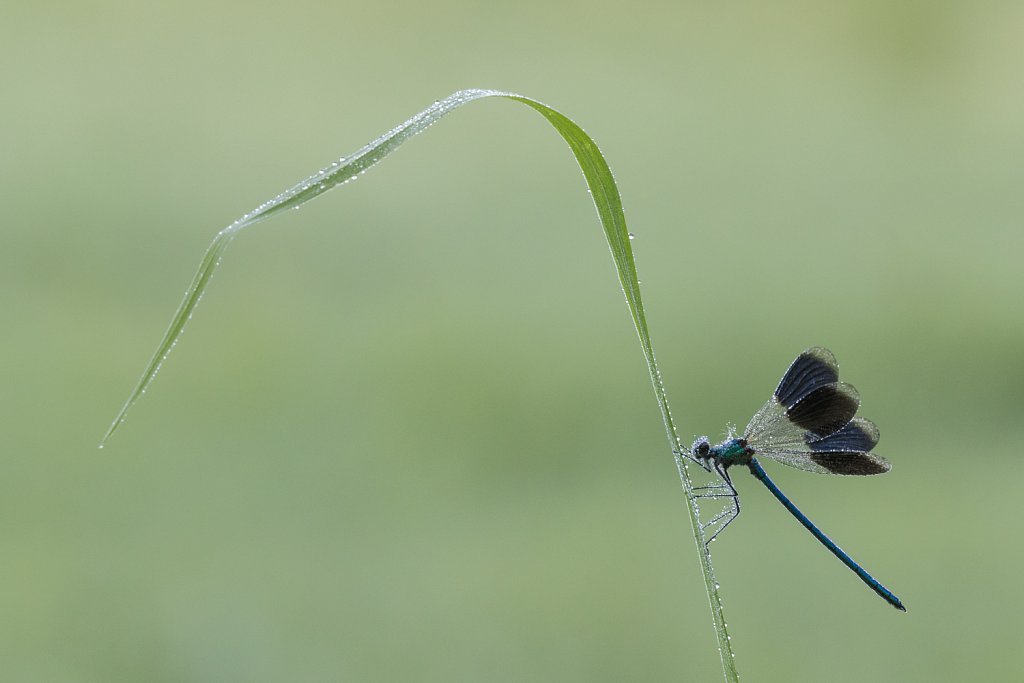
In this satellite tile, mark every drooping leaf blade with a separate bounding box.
[101,89,739,682]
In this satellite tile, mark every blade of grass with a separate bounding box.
[101,89,739,681]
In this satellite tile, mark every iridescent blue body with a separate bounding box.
[686,348,905,611]
[707,438,754,467]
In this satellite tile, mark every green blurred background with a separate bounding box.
[3,1,1023,680]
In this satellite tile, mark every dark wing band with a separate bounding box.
[809,417,880,452]
[806,417,889,475]
[775,347,840,408]
[786,382,860,437]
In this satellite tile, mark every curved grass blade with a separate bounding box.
[100,89,739,682]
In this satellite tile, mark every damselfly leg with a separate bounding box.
[674,448,741,546]
[695,463,740,545]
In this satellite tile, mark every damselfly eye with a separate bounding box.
[692,437,711,458]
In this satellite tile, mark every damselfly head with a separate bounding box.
[692,436,711,460]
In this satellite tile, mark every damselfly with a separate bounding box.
[685,347,905,611]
